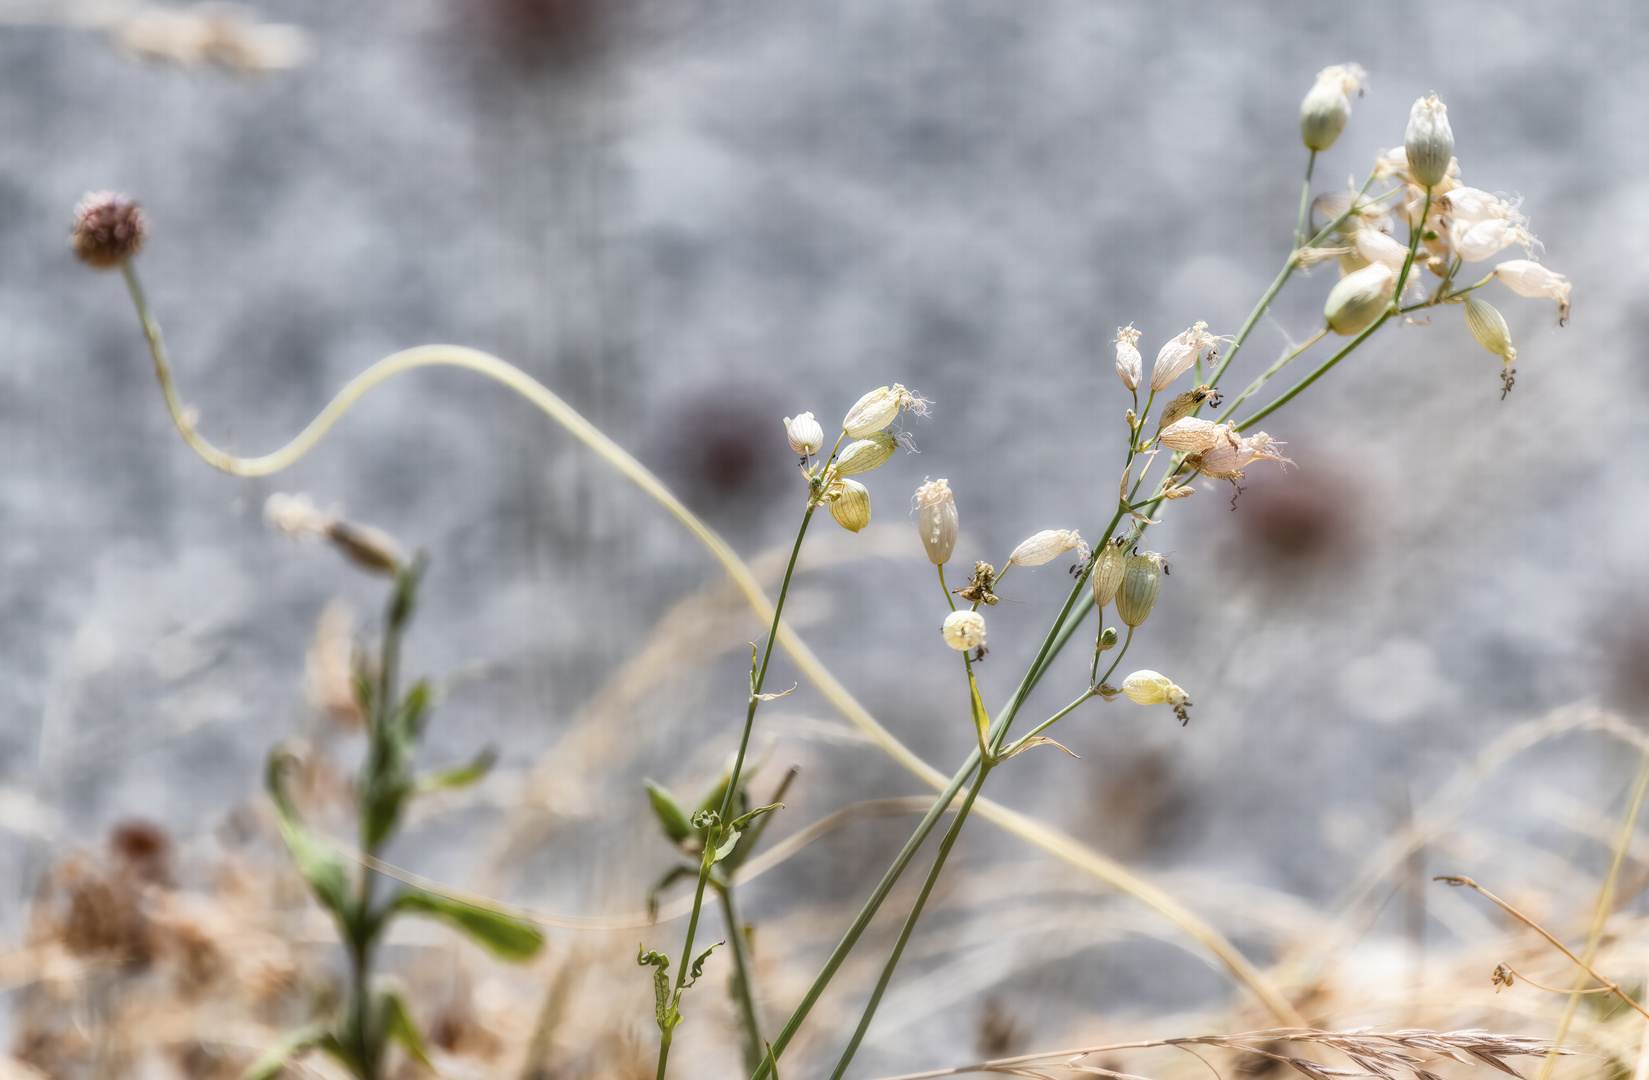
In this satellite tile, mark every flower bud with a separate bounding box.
[1493,260,1570,325]
[1009,529,1082,567]
[1115,326,1143,391]
[1404,94,1454,190]
[1115,553,1164,628]
[834,432,897,476]
[1098,627,1119,651]
[1462,296,1516,365]
[1324,262,1395,336]
[1151,322,1218,392]
[914,478,959,565]
[784,412,824,456]
[941,610,986,652]
[841,384,927,438]
[826,478,872,532]
[71,191,147,268]
[1299,64,1364,153]
[1091,539,1128,608]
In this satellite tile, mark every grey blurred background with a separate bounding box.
[1,0,1646,1072]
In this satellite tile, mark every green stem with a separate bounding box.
[1294,150,1317,248]
[1096,626,1135,691]
[998,689,1099,760]
[826,766,993,1080]
[1235,315,1386,433]
[718,882,767,1076]
[658,503,817,1080]
[937,564,957,613]
[1216,327,1328,423]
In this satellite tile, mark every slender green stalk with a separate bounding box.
[718,883,767,1075]
[658,502,819,1080]
[1294,150,1317,248]
[1216,327,1328,423]
[999,689,1098,760]
[826,766,993,1079]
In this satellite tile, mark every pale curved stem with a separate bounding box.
[119,266,1303,1027]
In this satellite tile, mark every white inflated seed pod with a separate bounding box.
[834,432,897,476]
[784,412,824,456]
[827,478,871,532]
[1115,553,1164,628]
[914,478,959,565]
[1404,94,1455,190]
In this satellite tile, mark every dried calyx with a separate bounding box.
[71,191,147,269]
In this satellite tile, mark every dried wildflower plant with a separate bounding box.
[64,60,1578,1080]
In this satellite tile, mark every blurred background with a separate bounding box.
[1,1,1647,1077]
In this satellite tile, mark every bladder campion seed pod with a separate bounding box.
[1115,326,1143,391]
[784,412,824,456]
[1150,322,1218,392]
[1325,262,1395,336]
[834,431,897,476]
[827,478,871,532]
[1299,63,1365,153]
[1493,260,1571,324]
[914,478,959,565]
[1463,296,1516,364]
[941,610,986,651]
[71,191,147,268]
[1091,538,1128,608]
[1157,416,1227,453]
[1121,670,1190,707]
[1115,553,1164,627]
[1010,529,1082,567]
[1404,94,1455,190]
[841,384,927,437]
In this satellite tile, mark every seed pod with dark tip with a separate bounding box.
[1115,553,1164,628]
[1091,539,1128,609]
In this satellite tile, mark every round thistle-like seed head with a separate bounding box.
[827,478,871,532]
[1091,538,1129,609]
[1404,94,1455,190]
[914,478,959,565]
[1115,553,1164,628]
[1324,262,1395,336]
[71,191,147,268]
[941,610,986,652]
[1462,295,1516,364]
[784,412,824,456]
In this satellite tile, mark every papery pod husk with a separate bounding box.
[1115,554,1163,628]
[834,432,896,476]
[918,492,958,565]
[1091,540,1129,608]
[1155,386,1216,433]
[828,479,871,532]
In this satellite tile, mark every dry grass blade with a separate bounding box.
[869,1029,1563,1080]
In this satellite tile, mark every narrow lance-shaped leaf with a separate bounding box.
[645,780,694,846]
[239,1023,331,1080]
[381,989,433,1068]
[265,750,352,920]
[416,748,498,796]
[392,891,544,961]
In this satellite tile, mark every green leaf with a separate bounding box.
[727,802,782,832]
[391,891,544,961]
[417,749,497,796]
[239,1023,330,1080]
[394,679,432,739]
[638,946,679,1032]
[645,780,694,846]
[685,941,722,988]
[265,752,352,920]
[711,828,742,864]
[381,989,433,1069]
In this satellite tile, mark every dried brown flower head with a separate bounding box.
[70,192,147,268]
